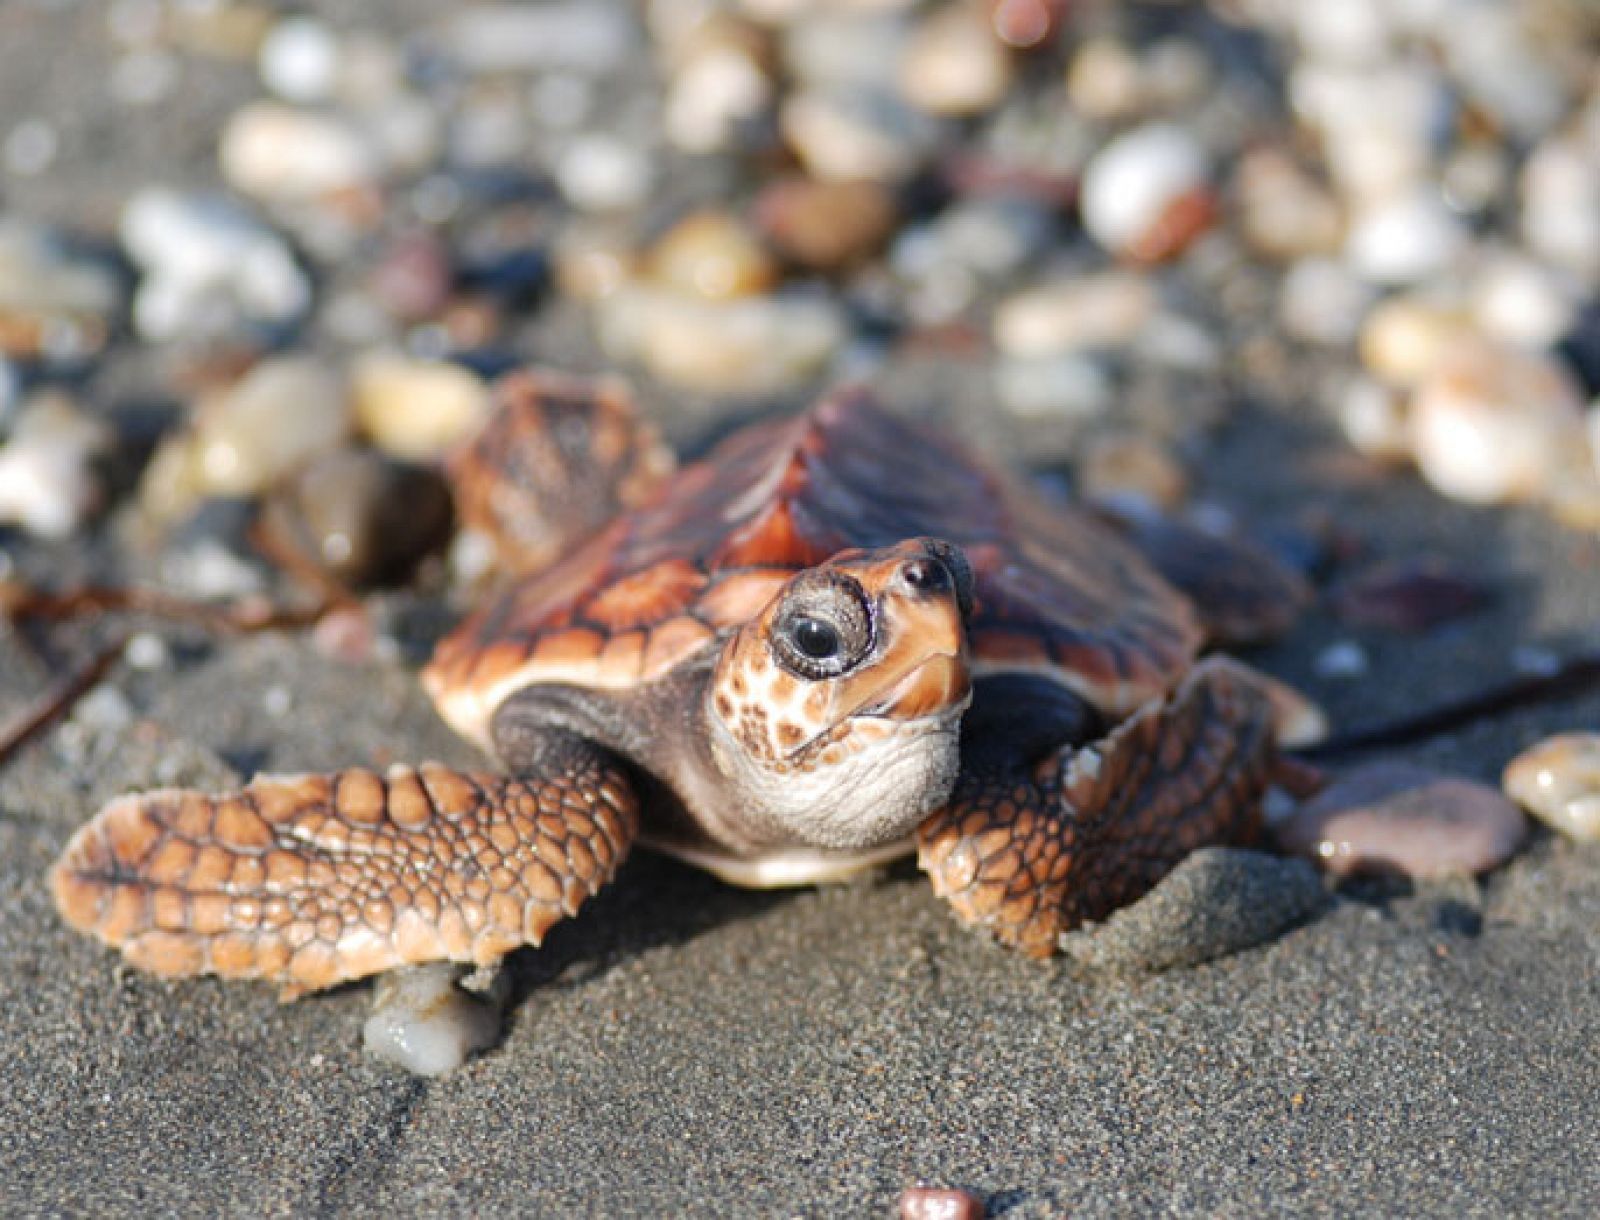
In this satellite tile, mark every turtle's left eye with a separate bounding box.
[772,573,872,680]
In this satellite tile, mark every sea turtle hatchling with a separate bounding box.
[51,378,1306,1056]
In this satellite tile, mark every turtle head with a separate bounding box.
[708,538,974,850]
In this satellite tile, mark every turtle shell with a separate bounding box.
[426,390,1201,748]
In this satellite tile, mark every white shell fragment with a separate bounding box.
[363,964,505,1077]
[0,392,110,539]
[1503,733,1600,843]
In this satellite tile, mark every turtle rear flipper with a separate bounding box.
[918,656,1276,957]
[51,753,638,998]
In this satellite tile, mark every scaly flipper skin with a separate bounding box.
[51,756,638,997]
[917,656,1276,957]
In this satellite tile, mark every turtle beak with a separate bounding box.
[852,542,973,723]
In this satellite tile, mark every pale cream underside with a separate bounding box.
[641,832,915,888]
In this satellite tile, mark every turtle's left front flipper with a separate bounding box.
[51,753,638,997]
[917,657,1276,957]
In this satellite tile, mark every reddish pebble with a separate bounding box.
[369,231,453,322]
[1328,558,1492,633]
[900,1185,985,1220]
[312,606,377,664]
[1274,762,1525,879]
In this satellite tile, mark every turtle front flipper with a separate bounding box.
[51,753,638,997]
[917,656,1276,957]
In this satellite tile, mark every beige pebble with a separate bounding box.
[993,271,1156,358]
[898,4,1012,117]
[1358,296,1475,389]
[647,210,778,301]
[1503,733,1600,842]
[351,353,492,461]
[754,176,897,271]
[1233,148,1344,261]
[191,356,350,498]
[1408,343,1587,505]
[219,101,377,203]
[1079,433,1188,512]
[554,223,638,302]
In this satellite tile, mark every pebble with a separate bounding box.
[1358,296,1474,389]
[647,210,778,302]
[259,447,455,587]
[219,102,377,204]
[754,177,897,272]
[1078,433,1188,513]
[1233,148,1344,261]
[1408,343,1587,505]
[350,353,492,461]
[1058,848,1328,974]
[5,118,59,177]
[1314,640,1369,680]
[1278,257,1374,346]
[993,354,1113,429]
[444,4,635,75]
[363,963,505,1077]
[1079,123,1212,261]
[1336,376,1410,462]
[898,4,1012,118]
[1328,557,1491,632]
[553,222,638,302]
[993,271,1156,358]
[599,285,844,395]
[1520,135,1600,286]
[781,87,937,183]
[119,189,311,341]
[1275,762,1526,879]
[0,392,110,538]
[1469,252,1573,350]
[1344,189,1466,286]
[0,219,120,359]
[555,134,653,213]
[1064,37,1144,122]
[258,16,341,103]
[1502,733,1600,842]
[159,537,265,600]
[898,1185,986,1220]
[124,632,171,672]
[368,231,454,322]
[189,356,350,499]
[664,40,773,154]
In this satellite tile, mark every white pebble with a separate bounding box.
[1358,296,1474,389]
[993,354,1113,425]
[1521,136,1600,285]
[1408,344,1586,505]
[1278,257,1374,346]
[1503,733,1600,842]
[1469,254,1573,350]
[363,964,503,1077]
[124,632,171,672]
[120,189,311,340]
[444,3,635,75]
[1079,123,1209,258]
[1345,189,1466,285]
[261,685,293,718]
[258,17,340,103]
[1315,641,1369,680]
[1337,376,1410,462]
[73,685,134,733]
[0,394,110,539]
[556,134,652,213]
[160,539,263,600]
[4,118,59,177]
[665,47,772,154]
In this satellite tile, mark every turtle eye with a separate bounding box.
[772,573,872,680]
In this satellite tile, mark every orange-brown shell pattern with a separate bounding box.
[426,390,1201,747]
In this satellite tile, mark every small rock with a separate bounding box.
[647,210,778,302]
[899,1185,986,1220]
[1358,297,1475,389]
[1278,256,1375,346]
[664,39,773,154]
[1469,253,1573,351]
[1336,376,1410,462]
[190,356,350,499]
[1064,37,1144,122]
[443,4,635,75]
[351,353,491,461]
[259,447,455,588]
[555,133,653,213]
[258,16,340,103]
[1521,135,1600,285]
[599,285,844,395]
[1344,189,1466,286]
[120,189,311,340]
[0,219,120,360]
[1408,343,1587,505]
[1274,762,1526,879]
[364,963,505,1077]
[368,230,454,322]
[1233,148,1344,261]
[1328,558,1492,632]
[219,101,377,203]
[781,87,937,183]
[553,222,638,301]
[992,354,1113,430]
[1058,848,1328,974]
[1079,433,1187,513]
[993,271,1156,358]
[0,392,110,539]
[1079,123,1213,262]
[1503,732,1600,842]
[1314,640,1369,680]
[898,3,1012,118]
[989,0,1066,49]
[754,176,897,272]
[311,605,378,665]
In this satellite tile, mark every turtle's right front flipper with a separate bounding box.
[51,747,638,997]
